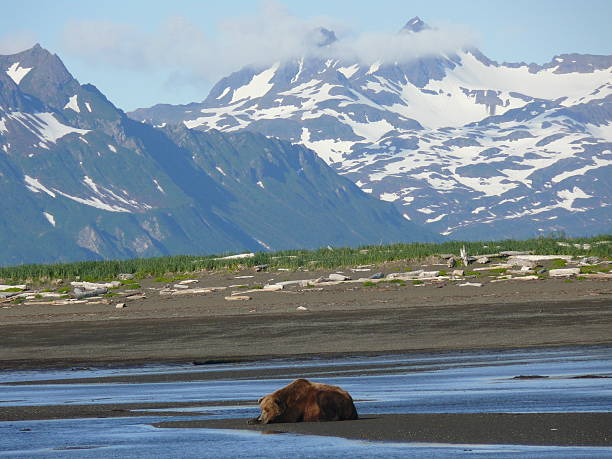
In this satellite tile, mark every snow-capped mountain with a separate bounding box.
[0,45,439,266]
[130,17,612,239]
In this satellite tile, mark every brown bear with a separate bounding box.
[248,378,358,424]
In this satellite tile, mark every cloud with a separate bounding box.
[0,31,38,55]
[60,1,477,88]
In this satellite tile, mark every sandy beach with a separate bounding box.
[1,263,611,369]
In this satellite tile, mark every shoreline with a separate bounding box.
[1,297,611,371]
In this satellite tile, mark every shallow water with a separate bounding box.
[1,346,611,458]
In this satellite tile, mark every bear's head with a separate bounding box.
[255,395,286,424]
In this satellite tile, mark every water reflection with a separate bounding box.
[1,346,611,457]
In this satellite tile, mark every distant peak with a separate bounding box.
[400,16,430,33]
[314,27,338,47]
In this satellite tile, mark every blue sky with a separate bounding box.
[2,0,611,111]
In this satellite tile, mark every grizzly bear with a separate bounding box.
[248,378,358,424]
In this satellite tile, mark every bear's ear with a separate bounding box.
[258,397,264,404]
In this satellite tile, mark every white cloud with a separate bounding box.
[59,1,477,90]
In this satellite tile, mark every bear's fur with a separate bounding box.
[248,378,358,424]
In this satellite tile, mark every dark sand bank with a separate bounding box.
[0,401,250,422]
[154,412,612,447]
[1,297,611,370]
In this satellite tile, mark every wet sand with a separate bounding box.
[1,295,611,370]
[155,413,612,447]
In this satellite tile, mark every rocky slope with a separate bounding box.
[130,18,612,240]
[0,45,439,266]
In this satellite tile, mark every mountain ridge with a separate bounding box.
[128,19,611,240]
[0,45,439,266]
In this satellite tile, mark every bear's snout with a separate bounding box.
[246,417,262,425]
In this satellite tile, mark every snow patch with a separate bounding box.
[367,61,381,74]
[108,144,117,152]
[380,192,400,202]
[6,62,32,84]
[216,87,231,99]
[10,112,89,143]
[257,180,265,189]
[230,63,279,103]
[24,175,56,197]
[55,189,131,213]
[216,166,227,176]
[338,64,359,79]
[153,179,165,193]
[255,238,272,250]
[426,213,447,223]
[43,212,56,227]
[64,95,80,113]
[85,102,92,112]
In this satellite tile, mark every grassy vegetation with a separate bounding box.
[551,259,568,267]
[0,235,609,283]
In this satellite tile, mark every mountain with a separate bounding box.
[129,18,612,240]
[0,45,440,266]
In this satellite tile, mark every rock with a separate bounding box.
[115,303,126,309]
[520,266,532,272]
[458,282,482,287]
[549,268,581,277]
[117,273,135,281]
[369,272,385,279]
[359,249,369,254]
[255,264,268,272]
[476,257,489,264]
[447,257,456,268]
[452,269,464,276]
[225,295,251,301]
[178,279,199,285]
[508,258,538,268]
[173,284,190,289]
[296,306,309,311]
[328,273,351,281]
[580,257,600,265]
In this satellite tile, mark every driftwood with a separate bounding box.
[74,287,108,299]
[460,246,469,266]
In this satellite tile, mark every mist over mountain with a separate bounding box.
[0,45,439,266]
[130,17,612,240]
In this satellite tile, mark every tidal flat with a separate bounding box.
[1,347,611,457]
